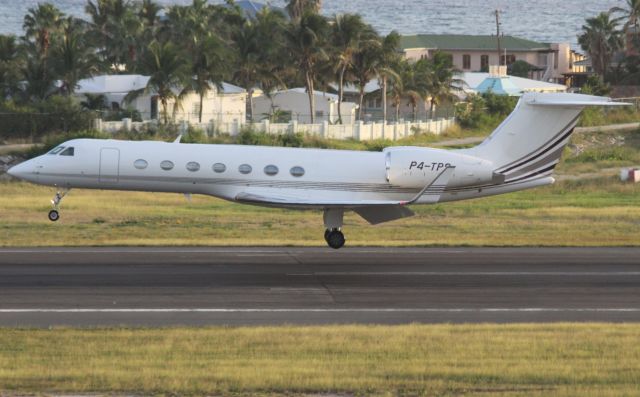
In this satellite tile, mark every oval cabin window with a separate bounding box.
[160,160,174,171]
[134,159,148,170]
[264,165,279,176]
[290,166,305,177]
[238,164,252,174]
[212,163,226,173]
[186,161,200,172]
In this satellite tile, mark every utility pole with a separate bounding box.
[495,9,502,66]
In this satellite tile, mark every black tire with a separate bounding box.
[48,210,60,222]
[324,229,330,242]
[326,230,345,249]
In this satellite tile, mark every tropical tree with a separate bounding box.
[284,12,329,124]
[0,35,23,99]
[578,12,623,79]
[86,0,143,72]
[331,14,375,124]
[423,51,463,117]
[132,41,190,124]
[286,0,322,21]
[22,3,64,60]
[52,17,101,96]
[611,0,640,31]
[351,34,383,121]
[377,31,401,124]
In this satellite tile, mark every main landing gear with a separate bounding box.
[323,208,345,249]
[48,189,69,222]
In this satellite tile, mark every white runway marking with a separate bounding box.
[0,308,639,313]
[307,272,640,276]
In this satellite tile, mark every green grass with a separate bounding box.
[0,324,639,396]
[1,176,639,247]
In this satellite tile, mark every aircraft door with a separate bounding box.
[99,148,120,183]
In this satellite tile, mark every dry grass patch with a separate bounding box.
[0,324,639,396]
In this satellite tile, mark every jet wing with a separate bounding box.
[234,166,456,225]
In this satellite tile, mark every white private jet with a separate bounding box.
[8,92,627,248]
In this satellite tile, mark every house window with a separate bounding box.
[192,102,201,118]
[481,55,489,71]
[463,54,471,70]
[501,54,516,65]
[315,110,324,119]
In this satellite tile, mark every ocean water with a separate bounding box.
[0,0,625,48]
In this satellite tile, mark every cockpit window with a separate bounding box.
[48,146,65,155]
[59,147,75,156]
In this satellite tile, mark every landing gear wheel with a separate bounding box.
[48,209,60,222]
[326,230,345,249]
[324,229,330,242]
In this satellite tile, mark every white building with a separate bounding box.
[75,75,246,125]
[253,88,359,124]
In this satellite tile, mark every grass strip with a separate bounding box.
[0,324,639,396]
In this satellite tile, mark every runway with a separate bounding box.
[0,247,639,326]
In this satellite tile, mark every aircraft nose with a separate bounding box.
[7,161,32,180]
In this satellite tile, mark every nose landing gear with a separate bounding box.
[48,189,69,222]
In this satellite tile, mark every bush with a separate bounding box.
[0,96,93,141]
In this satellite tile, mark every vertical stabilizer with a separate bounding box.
[463,92,627,183]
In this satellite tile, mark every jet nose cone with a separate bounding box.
[7,161,30,180]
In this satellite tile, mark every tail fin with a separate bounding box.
[463,92,628,183]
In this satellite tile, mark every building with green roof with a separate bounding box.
[400,34,586,85]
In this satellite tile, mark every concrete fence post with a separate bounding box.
[405,121,411,138]
[122,118,132,132]
[232,119,240,136]
[322,121,329,138]
[263,119,270,134]
[93,118,103,132]
[290,120,298,134]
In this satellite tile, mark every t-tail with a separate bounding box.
[463,92,629,183]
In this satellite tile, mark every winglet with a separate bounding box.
[402,166,455,205]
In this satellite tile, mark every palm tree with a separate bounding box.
[284,12,329,124]
[611,0,640,31]
[578,12,623,79]
[286,0,322,21]
[423,51,463,117]
[351,34,383,121]
[0,35,23,98]
[53,17,101,96]
[331,14,374,124]
[132,41,190,124]
[184,35,230,123]
[86,0,142,72]
[377,31,401,124]
[22,3,64,60]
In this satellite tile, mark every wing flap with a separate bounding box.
[354,205,415,225]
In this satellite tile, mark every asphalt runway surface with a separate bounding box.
[0,247,639,327]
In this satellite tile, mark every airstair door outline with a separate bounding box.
[99,148,120,183]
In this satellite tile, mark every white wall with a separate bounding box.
[253,91,357,124]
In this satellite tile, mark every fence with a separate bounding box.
[95,117,457,142]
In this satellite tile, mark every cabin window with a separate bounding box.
[48,146,65,155]
[238,164,252,174]
[186,161,200,172]
[264,165,279,176]
[212,163,226,173]
[290,166,305,177]
[59,147,75,156]
[160,160,174,171]
[134,159,148,169]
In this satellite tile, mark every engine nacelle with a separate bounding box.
[384,147,502,189]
